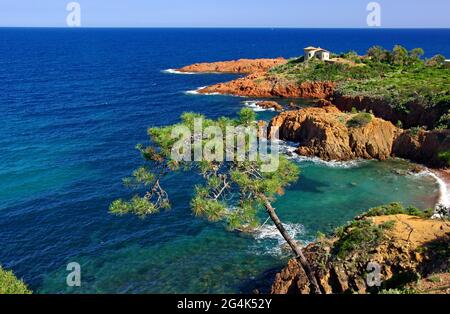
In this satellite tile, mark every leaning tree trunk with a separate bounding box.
[261,195,322,294]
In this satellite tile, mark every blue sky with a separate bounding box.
[0,0,449,28]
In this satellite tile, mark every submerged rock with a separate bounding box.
[255,101,283,111]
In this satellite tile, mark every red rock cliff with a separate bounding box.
[199,73,336,98]
[177,58,287,74]
[268,105,450,167]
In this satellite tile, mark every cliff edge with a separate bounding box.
[272,208,450,294]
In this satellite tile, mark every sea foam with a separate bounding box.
[162,69,197,75]
[243,100,276,112]
[413,170,450,208]
[184,86,222,96]
[252,222,307,256]
[277,140,366,169]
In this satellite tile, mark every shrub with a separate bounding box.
[438,150,450,166]
[333,220,394,258]
[409,126,422,136]
[379,288,417,294]
[367,46,389,63]
[425,54,446,67]
[364,203,430,218]
[0,267,31,294]
[436,111,450,129]
[347,113,373,128]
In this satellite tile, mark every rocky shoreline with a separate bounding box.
[177,57,450,168]
[271,212,450,294]
[268,104,450,168]
[175,57,450,294]
[198,73,336,98]
[177,58,287,74]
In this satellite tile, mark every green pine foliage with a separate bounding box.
[110,109,300,231]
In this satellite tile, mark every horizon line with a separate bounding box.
[0,26,450,30]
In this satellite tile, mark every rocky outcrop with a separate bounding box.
[269,105,400,161]
[255,101,283,111]
[271,214,450,294]
[179,58,447,130]
[177,58,287,74]
[393,129,450,167]
[199,73,336,98]
[268,105,450,167]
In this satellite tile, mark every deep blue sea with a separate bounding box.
[0,28,449,293]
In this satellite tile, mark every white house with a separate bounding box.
[304,46,330,61]
[445,59,450,68]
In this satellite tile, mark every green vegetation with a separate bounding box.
[362,202,433,219]
[437,110,450,129]
[109,108,299,230]
[438,150,450,167]
[347,112,373,128]
[0,266,31,294]
[269,45,450,125]
[379,288,417,294]
[110,108,322,293]
[428,276,442,283]
[337,65,450,113]
[333,219,395,258]
[269,57,380,82]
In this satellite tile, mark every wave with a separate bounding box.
[185,86,206,95]
[162,69,197,75]
[184,86,224,96]
[276,140,366,169]
[252,222,306,256]
[243,100,276,112]
[412,170,450,208]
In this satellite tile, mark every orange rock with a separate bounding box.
[268,105,400,161]
[177,58,287,74]
[255,101,283,111]
[199,73,336,98]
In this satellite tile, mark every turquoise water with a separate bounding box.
[0,28,447,293]
[37,157,439,294]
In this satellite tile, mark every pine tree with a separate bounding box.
[110,108,322,294]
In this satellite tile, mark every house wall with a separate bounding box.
[304,49,330,61]
[304,50,315,60]
[318,51,330,61]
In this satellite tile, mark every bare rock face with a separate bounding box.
[393,129,450,167]
[268,105,450,167]
[177,58,287,74]
[332,94,448,130]
[199,73,336,98]
[268,105,399,161]
[178,58,335,98]
[271,215,450,294]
